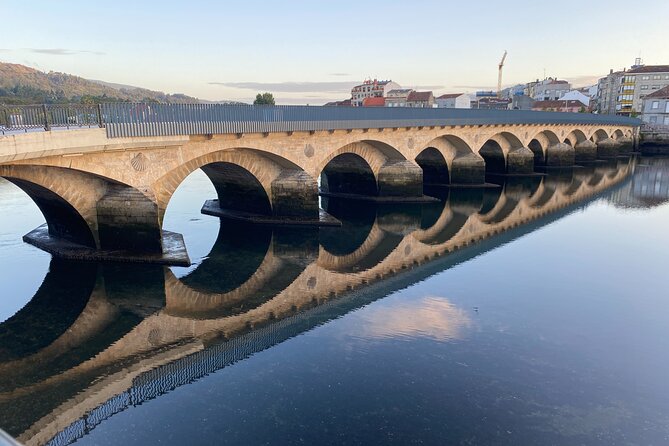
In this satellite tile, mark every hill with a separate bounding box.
[0,62,210,105]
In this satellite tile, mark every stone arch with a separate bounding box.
[154,147,319,222]
[564,129,587,146]
[417,135,483,185]
[591,129,610,142]
[528,129,574,167]
[478,132,531,175]
[415,147,449,185]
[0,165,116,249]
[319,140,423,200]
[612,129,625,139]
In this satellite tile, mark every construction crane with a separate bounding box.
[497,50,507,98]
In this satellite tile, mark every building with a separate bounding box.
[532,100,587,113]
[511,95,534,110]
[361,96,385,107]
[641,85,669,126]
[435,93,470,109]
[560,90,591,107]
[406,91,435,108]
[597,69,625,114]
[531,78,571,101]
[471,97,511,110]
[350,79,401,107]
[324,99,352,106]
[385,89,413,107]
[619,65,669,115]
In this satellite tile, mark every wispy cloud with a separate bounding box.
[329,73,351,77]
[25,48,105,56]
[453,84,495,90]
[408,85,445,90]
[208,81,358,94]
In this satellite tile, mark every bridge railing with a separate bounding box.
[1,103,642,138]
[100,103,642,138]
[0,104,103,134]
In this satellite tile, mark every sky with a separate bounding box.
[1,0,668,104]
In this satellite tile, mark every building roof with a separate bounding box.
[325,99,352,106]
[407,91,433,102]
[362,96,386,107]
[437,93,464,99]
[532,100,586,109]
[645,85,669,100]
[627,65,669,74]
[548,80,569,85]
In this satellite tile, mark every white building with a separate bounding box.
[350,79,401,107]
[385,89,413,107]
[559,90,591,107]
[435,93,470,108]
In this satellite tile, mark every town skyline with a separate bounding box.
[2,0,668,105]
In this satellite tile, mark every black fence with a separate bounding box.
[1,103,641,138]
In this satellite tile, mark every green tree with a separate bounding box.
[253,92,275,105]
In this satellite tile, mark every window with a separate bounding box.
[642,75,650,80]
[652,101,660,109]
[652,85,660,90]
[650,116,657,123]
[665,116,669,125]
[666,102,669,113]
[653,75,661,80]
[641,85,649,90]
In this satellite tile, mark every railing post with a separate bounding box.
[42,104,51,131]
[97,103,104,128]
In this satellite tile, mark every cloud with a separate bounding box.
[330,73,351,76]
[564,75,600,87]
[453,84,495,90]
[208,81,358,94]
[0,49,9,52]
[25,48,105,56]
[407,85,445,90]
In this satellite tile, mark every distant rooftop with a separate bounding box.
[627,65,669,74]
[533,100,586,108]
[407,91,433,102]
[437,93,465,99]
[644,85,669,100]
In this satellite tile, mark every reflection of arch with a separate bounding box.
[413,206,469,245]
[165,223,315,319]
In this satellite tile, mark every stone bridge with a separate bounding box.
[0,158,634,446]
[0,104,639,265]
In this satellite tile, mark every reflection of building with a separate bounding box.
[641,85,669,126]
[350,79,401,107]
[609,157,669,208]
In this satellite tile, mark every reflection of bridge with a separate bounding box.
[0,104,639,265]
[0,159,637,446]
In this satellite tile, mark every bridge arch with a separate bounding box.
[590,129,610,142]
[319,140,423,199]
[154,147,319,222]
[564,129,588,146]
[415,135,483,185]
[478,131,529,175]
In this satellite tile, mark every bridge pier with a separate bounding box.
[574,140,598,163]
[506,147,535,174]
[321,158,435,203]
[450,153,486,184]
[596,138,620,158]
[617,136,634,153]
[545,143,575,167]
[200,163,338,226]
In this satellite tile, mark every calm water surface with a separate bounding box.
[1,157,668,445]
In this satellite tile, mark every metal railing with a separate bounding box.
[1,103,642,138]
[0,104,103,134]
[100,103,642,138]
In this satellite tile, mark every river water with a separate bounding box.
[0,156,668,446]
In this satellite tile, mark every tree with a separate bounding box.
[254,92,275,105]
